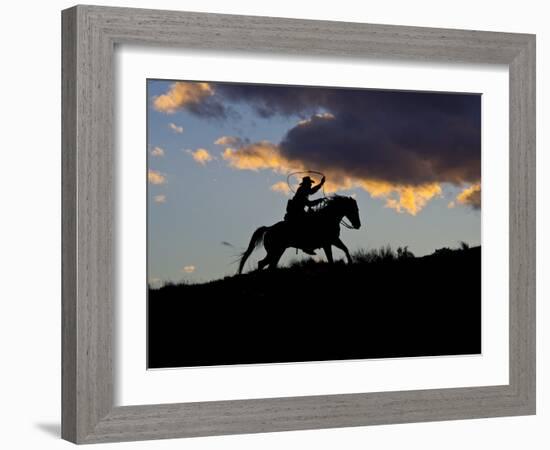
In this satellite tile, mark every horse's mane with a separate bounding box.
[312,194,354,213]
[318,194,351,206]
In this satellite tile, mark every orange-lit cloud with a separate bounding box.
[169,122,184,133]
[154,194,166,203]
[222,141,299,173]
[214,135,243,147]
[152,83,480,215]
[150,146,165,157]
[382,184,442,215]
[148,169,166,185]
[318,176,441,215]
[221,140,444,215]
[182,265,196,273]
[153,82,213,113]
[186,148,214,165]
[455,183,481,209]
[270,181,292,195]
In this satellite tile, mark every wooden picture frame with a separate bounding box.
[62,4,536,444]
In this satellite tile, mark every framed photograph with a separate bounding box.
[62,5,536,444]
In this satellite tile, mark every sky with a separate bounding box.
[147,79,481,285]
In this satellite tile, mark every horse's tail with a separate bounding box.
[238,226,268,274]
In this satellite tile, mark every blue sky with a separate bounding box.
[147,80,481,284]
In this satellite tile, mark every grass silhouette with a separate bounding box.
[148,244,481,368]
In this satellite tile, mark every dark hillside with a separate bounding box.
[148,246,481,368]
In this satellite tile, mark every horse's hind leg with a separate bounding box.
[258,255,269,271]
[257,230,273,271]
[267,248,285,270]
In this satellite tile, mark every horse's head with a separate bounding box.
[344,197,361,229]
[330,195,361,229]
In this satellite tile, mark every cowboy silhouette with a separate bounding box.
[284,175,326,255]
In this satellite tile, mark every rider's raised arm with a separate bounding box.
[310,183,322,194]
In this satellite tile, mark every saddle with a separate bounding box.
[284,202,315,246]
[284,200,314,223]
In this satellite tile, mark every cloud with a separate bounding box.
[297,112,335,126]
[222,141,297,173]
[278,101,480,187]
[150,146,165,157]
[153,82,214,114]
[455,183,481,210]
[148,169,166,185]
[214,83,323,118]
[214,135,244,147]
[186,148,215,165]
[182,265,196,273]
[270,181,292,195]
[178,83,481,179]
[161,81,481,214]
[153,194,166,203]
[312,175,442,215]
[148,278,163,288]
[220,140,442,215]
[169,122,184,134]
[380,183,442,215]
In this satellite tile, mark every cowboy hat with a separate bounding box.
[300,176,315,185]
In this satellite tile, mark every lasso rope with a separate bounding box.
[286,170,354,229]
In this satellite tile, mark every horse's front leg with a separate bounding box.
[323,245,334,264]
[334,238,352,264]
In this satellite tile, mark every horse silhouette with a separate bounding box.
[238,195,361,274]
